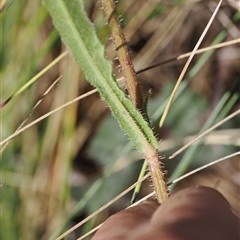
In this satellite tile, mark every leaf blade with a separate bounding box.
[42,0,158,151]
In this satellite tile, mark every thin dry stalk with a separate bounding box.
[55,173,150,240]
[101,0,143,109]
[159,0,223,128]
[0,89,98,146]
[0,78,60,153]
[169,109,240,159]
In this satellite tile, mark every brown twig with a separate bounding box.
[101,0,143,109]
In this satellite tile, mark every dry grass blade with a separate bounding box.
[0,0,9,13]
[137,38,240,74]
[177,38,240,60]
[159,0,223,128]
[0,51,68,108]
[55,173,150,240]
[156,129,240,154]
[76,188,154,240]
[209,2,240,38]
[0,77,60,153]
[169,151,240,185]
[77,151,240,239]
[77,224,104,240]
[0,88,98,146]
[169,109,240,160]
[134,2,189,69]
[123,0,159,40]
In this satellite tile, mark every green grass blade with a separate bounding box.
[0,52,67,107]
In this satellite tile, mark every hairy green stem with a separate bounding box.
[43,0,168,203]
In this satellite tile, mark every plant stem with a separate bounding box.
[43,0,168,204]
[144,144,168,203]
[101,0,143,109]
[101,0,168,203]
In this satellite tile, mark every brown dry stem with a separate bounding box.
[101,0,143,109]
[144,144,169,203]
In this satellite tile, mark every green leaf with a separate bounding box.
[42,0,158,153]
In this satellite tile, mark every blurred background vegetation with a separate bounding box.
[0,0,239,239]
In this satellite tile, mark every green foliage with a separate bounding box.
[148,4,166,19]
[43,0,159,152]
[88,116,132,166]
